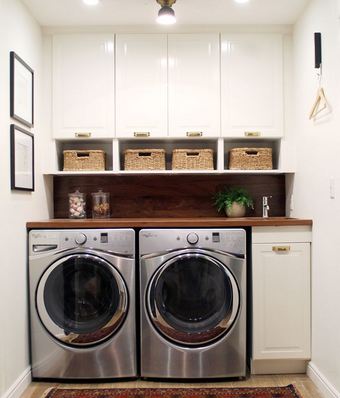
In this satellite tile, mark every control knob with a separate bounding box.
[75,233,87,245]
[187,233,199,245]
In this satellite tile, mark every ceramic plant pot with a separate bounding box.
[226,202,246,218]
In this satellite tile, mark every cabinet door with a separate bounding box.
[116,34,167,138]
[252,243,311,360]
[221,34,283,138]
[168,34,220,138]
[53,34,115,139]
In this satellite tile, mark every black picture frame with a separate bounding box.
[10,124,35,191]
[10,51,34,128]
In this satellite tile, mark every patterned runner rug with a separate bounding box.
[44,385,302,398]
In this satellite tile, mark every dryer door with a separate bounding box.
[147,253,240,346]
[36,254,128,347]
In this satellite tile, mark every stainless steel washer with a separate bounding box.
[28,229,136,380]
[139,228,247,379]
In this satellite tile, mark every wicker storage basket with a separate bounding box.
[228,147,273,170]
[172,149,214,170]
[63,150,105,171]
[124,149,166,170]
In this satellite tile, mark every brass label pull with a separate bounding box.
[272,246,291,253]
[75,132,92,138]
[186,131,203,137]
[245,131,261,137]
[134,132,150,137]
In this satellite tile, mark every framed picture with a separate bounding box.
[10,51,34,128]
[10,124,34,191]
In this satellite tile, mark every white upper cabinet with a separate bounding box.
[116,34,168,138]
[52,34,115,139]
[168,34,220,138]
[221,34,284,138]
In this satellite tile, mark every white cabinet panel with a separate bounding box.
[53,34,115,139]
[116,34,167,138]
[168,34,220,138]
[221,34,283,138]
[252,242,311,360]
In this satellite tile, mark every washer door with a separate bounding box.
[36,254,128,347]
[147,253,240,346]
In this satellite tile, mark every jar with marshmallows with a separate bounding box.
[68,190,86,219]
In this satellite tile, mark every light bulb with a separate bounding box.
[82,0,100,6]
[157,6,176,25]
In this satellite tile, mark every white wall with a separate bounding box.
[292,0,340,396]
[0,0,52,396]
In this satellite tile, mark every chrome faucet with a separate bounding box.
[262,196,272,218]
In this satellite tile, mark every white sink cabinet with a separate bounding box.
[251,226,311,374]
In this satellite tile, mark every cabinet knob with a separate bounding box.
[244,131,261,137]
[75,132,92,138]
[272,246,291,253]
[187,131,203,137]
[134,132,150,137]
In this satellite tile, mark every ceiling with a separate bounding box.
[21,0,310,27]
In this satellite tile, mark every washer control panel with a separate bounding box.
[140,228,246,256]
[29,229,135,256]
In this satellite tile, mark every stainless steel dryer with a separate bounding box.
[139,228,247,379]
[28,229,136,380]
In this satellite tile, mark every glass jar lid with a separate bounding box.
[91,189,109,198]
[68,189,84,197]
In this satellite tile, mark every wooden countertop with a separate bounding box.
[27,217,312,229]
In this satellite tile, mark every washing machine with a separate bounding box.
[28,229,136,380]
[139,228,247,379]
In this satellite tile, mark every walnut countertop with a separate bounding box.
[26,217,312,229]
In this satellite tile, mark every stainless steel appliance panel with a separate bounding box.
[28,229,136,379]
[139,228,247,379]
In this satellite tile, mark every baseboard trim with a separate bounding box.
[1,367,31,398]
[251,359,308,374]
[307,362,340,398]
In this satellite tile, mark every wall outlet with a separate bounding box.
[330,177,336,199]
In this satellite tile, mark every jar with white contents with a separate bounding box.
[68,190,86,219]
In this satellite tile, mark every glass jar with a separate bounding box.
[91,190,110,218]
[68,190,86,219]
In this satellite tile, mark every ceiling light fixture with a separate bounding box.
[156,0,177,25]
[82,0,100,6]
[234,0,250,3]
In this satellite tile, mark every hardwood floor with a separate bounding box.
[21,374,323,398]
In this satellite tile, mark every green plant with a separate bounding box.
[213,187,254,213]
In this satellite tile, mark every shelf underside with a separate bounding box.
[47,169,294,176]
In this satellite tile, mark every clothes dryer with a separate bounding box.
[28,229,136,380]
[139,228,247,379]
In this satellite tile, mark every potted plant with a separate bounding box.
[213,187,254,217]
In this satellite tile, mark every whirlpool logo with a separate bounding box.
[141,232,158,239]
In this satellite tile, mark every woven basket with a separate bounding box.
[124,149,166,170]
[172,149,214,170]
[63,150,105,171]
[228,147,273,170]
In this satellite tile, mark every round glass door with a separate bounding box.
[36,254,128,347]
[147,253,240,346]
